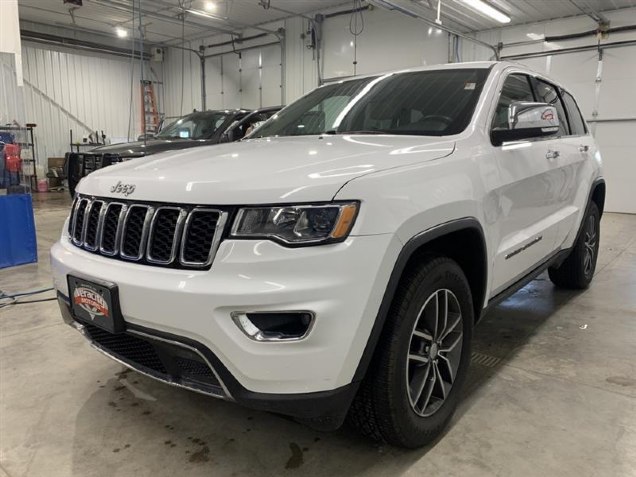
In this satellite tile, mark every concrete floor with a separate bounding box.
[1,192,635,477]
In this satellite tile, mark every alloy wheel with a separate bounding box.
[406,289,463,417]
[583,215,597,277]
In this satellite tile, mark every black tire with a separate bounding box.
[548,202,600,289]
[347,255,473,448]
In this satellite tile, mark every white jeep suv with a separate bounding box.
[51,61,605,448]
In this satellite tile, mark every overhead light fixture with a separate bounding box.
[115,27,128,38]
[458,0,510,24]
[187,8,220,20]
[526,33,545,41]
[204,1,216,11]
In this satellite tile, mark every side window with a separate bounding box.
[493,74,535,130]
[561,91,587,136]
[532,79,569,136]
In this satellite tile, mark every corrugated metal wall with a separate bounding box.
[162,42,283,118]
[1,42,158,168]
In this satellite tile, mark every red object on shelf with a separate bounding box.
[4,144,21,173]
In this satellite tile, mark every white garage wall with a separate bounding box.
[1,42,156,166]
[163,41,283,117]
[162,7,450,115]
[461,8,636,214]
[321,7,448,80]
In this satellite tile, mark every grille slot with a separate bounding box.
[121,205,151,260]
[181,209,224,267]
[68,196,227,270]
[71,198,89,244]
[83,201,104,251]
[100,203,124,255]
[147,207,183,264]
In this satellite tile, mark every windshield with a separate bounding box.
[156,112,229,140]
[254,68,489,138]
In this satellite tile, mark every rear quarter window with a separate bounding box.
[561,91,588,136]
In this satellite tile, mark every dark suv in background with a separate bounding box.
[65,106,281,196]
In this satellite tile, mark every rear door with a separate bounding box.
[552,89,596,248]
[489,72,571,295]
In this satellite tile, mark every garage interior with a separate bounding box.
[1,0,635,476]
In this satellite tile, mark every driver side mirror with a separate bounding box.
[491,101,560,146]
[220,129,234,143]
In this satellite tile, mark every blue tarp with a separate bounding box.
[0,194,38,268]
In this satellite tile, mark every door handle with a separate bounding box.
[579,145,590,153]
[546,150,560,160]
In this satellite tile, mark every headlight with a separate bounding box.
[231,202,359,245]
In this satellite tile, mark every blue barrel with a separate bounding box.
[0,194,38,268]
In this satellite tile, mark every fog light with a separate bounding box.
[231,311,314,341]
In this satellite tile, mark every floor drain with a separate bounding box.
[471,352,502,368]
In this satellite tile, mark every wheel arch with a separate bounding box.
[591,178,606,215]
[352,217,488,383]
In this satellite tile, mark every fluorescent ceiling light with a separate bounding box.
[527,33,545,40]
[115,27,128,38]
[187,8,222,21]
[204,1,216,11]
[458,0,510,24]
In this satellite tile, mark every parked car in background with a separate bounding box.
[65,106,281,196]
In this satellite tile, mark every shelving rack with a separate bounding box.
[0,124,38,192]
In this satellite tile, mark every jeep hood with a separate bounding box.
[78,135,455,204]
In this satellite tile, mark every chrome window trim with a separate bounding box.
[99,202,128,256]
[179,209,228,268]
[146,206,188,265]
[120,205,155,261]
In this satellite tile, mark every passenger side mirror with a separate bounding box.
[491,102,559,146]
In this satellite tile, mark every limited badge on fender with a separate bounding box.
[73,285,110,321]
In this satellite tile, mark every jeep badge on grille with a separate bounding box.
[110,181,136,196]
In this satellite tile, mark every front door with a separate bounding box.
[489,72,571,295]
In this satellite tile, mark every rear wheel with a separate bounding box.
[549,202,600,289]
[347,256,473,448]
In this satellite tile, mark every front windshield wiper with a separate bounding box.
[324,129,392,135]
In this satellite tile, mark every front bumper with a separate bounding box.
[51,231,400,397]
[57,296,358,429]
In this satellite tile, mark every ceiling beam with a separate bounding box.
[568,0,609,23]
[91,0,241,36]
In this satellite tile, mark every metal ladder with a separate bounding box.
[141,80,160,135]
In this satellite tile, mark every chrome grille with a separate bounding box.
[68,196,227,270]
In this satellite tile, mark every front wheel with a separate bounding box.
[549,202,600,289]
[347,256,473,448]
